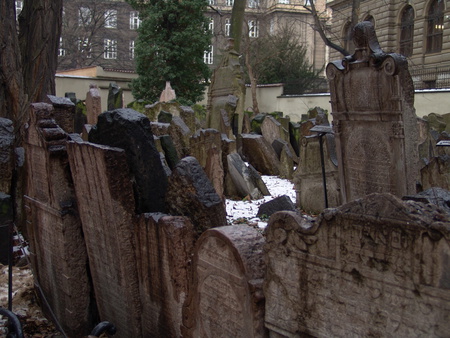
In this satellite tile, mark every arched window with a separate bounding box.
[426,0,444,53]
[364,15,375,26]
[400,5,414,56]
[342,22,354,54]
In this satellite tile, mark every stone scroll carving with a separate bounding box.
[326,21,419,203]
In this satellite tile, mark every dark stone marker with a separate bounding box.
[0,193,12,265]
[256,195,296,218]
[166,156,227,234]
[107,82,123,110]
[89,108,168,213]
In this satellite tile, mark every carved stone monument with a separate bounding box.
[159,81,176,103]
[182,225,267,337]
[265,194,450,337]
[206,39,245,136]
[85,84,101,125]
[326,22,419,203]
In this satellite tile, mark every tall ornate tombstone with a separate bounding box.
[206,39,245,136]
[326,22,419,203]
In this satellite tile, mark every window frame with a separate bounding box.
[426,0,444,53]
[130,11,141,30]
[399,5,414,57]
[104,9,118,29]
[204,45,213,65]
[104,38,118,59]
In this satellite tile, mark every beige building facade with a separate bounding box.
[327,0,450,89]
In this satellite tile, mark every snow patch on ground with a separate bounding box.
[226,175,296,228]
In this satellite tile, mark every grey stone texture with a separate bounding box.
[166,156,227,234]
[85,84,101,125]
[265,193,450,337]
[182,225,267,337]
[89,108,168,213]
[256,195,296,218]
[327,21,419,203]
[240,134,281,176]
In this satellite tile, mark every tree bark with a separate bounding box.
[19,0,63,103]
[230,0,246,53]
[0,0,27,143]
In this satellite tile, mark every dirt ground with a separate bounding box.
[0,263,62,337]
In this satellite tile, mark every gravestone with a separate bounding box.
[240,134,281,176]
[45,95,76,133]
[135,214,195,337]
[265,194,450,337]
[107,82,123,111]
[190,129,224,198]
[420,155,450,190]
[256,195,296,218]
[326,21,419,203]
[0,118,14,195]
[67,139,142,337]
[261,115,289,144]
[165,156,227,234]
[24,103,93,337]
[182,225,267,337]
[159,81,176,102]
[207,39,245,136]
[89,108,168,213]
[85,84,101,125]
[168,115,192,159]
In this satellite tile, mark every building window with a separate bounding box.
[426,0,444,53]
[399,5,414,57]
[79,7,92,26]
[279,0,289,4]
[226,0,234,6]
[225,19,231,36]
[208,0,215,4]
[130,11,141,30]
[304,0,311,5]
[58,37,65,57]
[104,9,117,29]
[248,0,258,8]
[129,40,135,59]
[248,20,259,38]
[15,1,23,20]
[78,38,92,58]
[204,45,213,64]
[209,18,214,32]
[104,39,117,59]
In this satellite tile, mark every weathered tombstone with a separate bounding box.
[165,156,227,234]
[420,155,450,190]
[67,139,142,337]
[168,115,192,159]
[160,134,179,170]
[403,187,450,215]
[261,115,289,145]
[0,118,14,195]
[24,103,93,337]
[85,84,101,125]
[190,129,224,197]
[326,22,419,203]
[182,225,267,337]
[226,152,270,200]
[272,138,297,179]
[88,108,168,213]
[207,39,245,135]
[240,134,281,176]
[256,195,296,218]
[265,194,450,337]
[159,81,176,102]
[107,82,123,111]
[135,214,195,337]
[180,105,196,134]
[45,95,76,133]
[0,193,12,265]
[158,110,173,123]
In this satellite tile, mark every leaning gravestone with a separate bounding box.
[107,82,123,111]
[326,21,419,203]
[182,225,267,337]
[24,103,93,337]
[89,108,168,213]
[265,194,450,337]
[85,84,101,125]
[45,95,76,133]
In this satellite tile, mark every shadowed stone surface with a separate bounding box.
[403,187,450,215]
[89,108,168,213]
[45,95,76,133]
[166,156,226,234]
[256,195,296,218]
[265,193,450,337]
[420,155,450,191]
[0,193,12,265]
[240,134,281,176]
[24,103,93,337]
[182,225,267,337]
[85,84,101,125]
[107,82,123,111]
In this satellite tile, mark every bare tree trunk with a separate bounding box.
[0,0,27,144]
[308,0,351,56]
[19,0,63,103]
[230,0,246,52]
[245,51,260,115]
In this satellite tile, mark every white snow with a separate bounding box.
[225,175,296,228]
